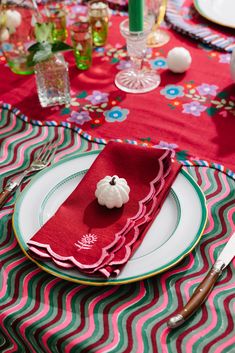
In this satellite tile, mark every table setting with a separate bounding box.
[0,0,235,352]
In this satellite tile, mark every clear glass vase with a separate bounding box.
[34,53,71,108]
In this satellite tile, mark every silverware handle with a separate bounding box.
[0,183,18,208]
[167,261,224,328]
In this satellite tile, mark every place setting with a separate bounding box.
[1,0,235,351]
[12,141,207,285]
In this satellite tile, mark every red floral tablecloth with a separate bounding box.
[1,2,235,173]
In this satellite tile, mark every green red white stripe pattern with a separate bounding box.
[1,107,235,353]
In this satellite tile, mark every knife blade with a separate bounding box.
[167,232,235,328]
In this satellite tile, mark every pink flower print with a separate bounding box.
[153,141,178,157]
[182,101,207,117]
[219,54,231,64]
[117,60,132,70]
[196,83,218,96]
[67,110,91,125]
[85,90,109,105]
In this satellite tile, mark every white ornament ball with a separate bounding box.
[5,10,22,31]
[167,47,192,73]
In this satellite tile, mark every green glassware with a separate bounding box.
[46,6,67,43]
[71,22,93,70]
[88,0,109,47]
[0,1,36,75]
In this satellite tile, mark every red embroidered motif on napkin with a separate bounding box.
[27,142,182,277]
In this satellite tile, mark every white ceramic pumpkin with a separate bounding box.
[95,175,130,209]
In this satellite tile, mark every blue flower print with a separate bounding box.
[1,43,13,52]
[104,106,129,123]
[160,85,184,100]
[150,57,167,70]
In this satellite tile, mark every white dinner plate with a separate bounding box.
[194,0,235,29]
[13,150,207,286]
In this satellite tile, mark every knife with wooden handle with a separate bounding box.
[167,232,235,328]
[0,181,19,208]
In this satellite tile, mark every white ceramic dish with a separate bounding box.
[194,0,235,29]
[13,150,207,285]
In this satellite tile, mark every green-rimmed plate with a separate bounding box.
[194,0,235,29]
[13,150,207,286]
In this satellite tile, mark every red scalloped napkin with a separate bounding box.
[27,142,182,278]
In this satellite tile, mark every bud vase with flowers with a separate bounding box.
[27,22,72,107]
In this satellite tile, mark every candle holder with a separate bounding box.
[115,19,160,94]
[71,21,92,70]
[88,0,109,47]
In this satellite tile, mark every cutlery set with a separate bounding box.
[0,141,57,209]
[1,140,234,328]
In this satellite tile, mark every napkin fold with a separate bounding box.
[27,142,182,278]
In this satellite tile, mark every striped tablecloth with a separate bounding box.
[1,109,235,353]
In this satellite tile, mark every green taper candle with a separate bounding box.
[128,0,144,32]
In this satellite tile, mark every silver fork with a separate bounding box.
[0,141,57,208]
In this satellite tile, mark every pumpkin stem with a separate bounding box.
[109,176,116,185]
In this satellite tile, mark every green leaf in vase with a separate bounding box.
[51,42,73,53]
[32,42,52,64]
[34,22,54,43]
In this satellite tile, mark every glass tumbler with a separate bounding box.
[71,21,92,70]
[88,0,109,47]
[45,5,67,43]
[0,1,36,75]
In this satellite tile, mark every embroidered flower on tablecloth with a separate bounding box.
[104,106,129,122]
[67,110,91,125]
[196,83,218,96]
[219,54,231,64]
[182,101,207,117]
[117,59,132,70]
[1,43,13,52]
[160,85,184,100]
[149,56,167,70]
[153,141,178,157]
[85,90,109,105]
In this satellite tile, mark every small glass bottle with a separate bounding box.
[34,53,71,107]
